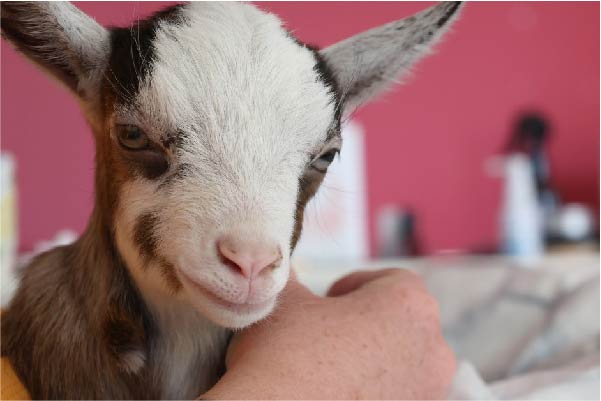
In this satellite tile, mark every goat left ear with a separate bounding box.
[320,2,463,116]
[1,2,109,98]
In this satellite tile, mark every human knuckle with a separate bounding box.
[421,293,441,317]
[388,284,419,306]
[391,284,434,309]
[391,268,421,282]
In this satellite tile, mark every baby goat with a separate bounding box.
[1,2,462,399]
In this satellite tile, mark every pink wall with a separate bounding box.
[2,2,599,254]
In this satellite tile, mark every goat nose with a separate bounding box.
[217,235,282,278]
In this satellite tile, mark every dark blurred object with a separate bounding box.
[506,113,559,218]
[377,206,421,258]
[503,112,595,249]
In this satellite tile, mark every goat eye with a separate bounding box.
[319,150,337,163]
[311,149,339,173]
[116,125,149,150]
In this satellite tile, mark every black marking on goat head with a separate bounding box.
[106,4,186,104]
[284,30,344,135]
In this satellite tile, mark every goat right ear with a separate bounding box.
[1,2,109,98]
[320,2,463,117]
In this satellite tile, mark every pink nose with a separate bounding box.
[217,235,282,279]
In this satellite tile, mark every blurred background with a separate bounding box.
[1,2,599,397]
[1,2,598,264]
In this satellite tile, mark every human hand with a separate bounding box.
[203,268,456,400]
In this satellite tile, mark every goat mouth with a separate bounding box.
[178,270,273,314]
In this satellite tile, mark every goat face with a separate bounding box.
[107,4,343,327]
[1,2,462,328]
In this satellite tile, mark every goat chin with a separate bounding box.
[174,274,272,327]
[191,292,278,330]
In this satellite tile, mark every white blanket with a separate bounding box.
[426,255,600,400]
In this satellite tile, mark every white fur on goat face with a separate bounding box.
[113,3,339,328]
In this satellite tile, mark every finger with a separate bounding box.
[327,268,413,296]
[359,268,427,295]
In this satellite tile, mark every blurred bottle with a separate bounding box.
[377,206,420,258]
[506,113,559,224]
[1,153,18,306]
[498,113,557,264]
[499,154,544,264]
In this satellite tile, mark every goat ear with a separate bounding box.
[320,2,463,116]
[1,2,109,98]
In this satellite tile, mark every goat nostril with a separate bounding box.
[267,252,283,272]
[217,241,244,276]
[220,254,242,275]
[216,236,282,279]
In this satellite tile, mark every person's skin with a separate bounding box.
[202,268,456,400]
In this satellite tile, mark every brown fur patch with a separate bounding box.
[134,212,160,265]
[159,258,183,293]
[133,213,183,293]
[290,172,326,250]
